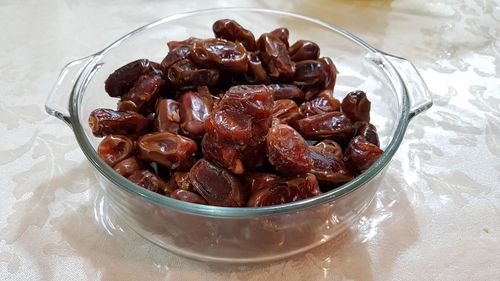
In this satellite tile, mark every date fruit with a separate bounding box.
[266,124,312,176]
[247,174,320,207]
[89,108,149,137]
[190,159,247,207]
[341,90,371,123]
[97,135,135,167]
[137,132,197,171]
[344,135,383,172]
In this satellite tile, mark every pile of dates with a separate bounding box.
[89,19,384,207]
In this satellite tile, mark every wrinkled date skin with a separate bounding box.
[341,90,371,123]
[245,52,270,84]
[154,99,180,134]
[257,33,295,80]
[128,170,170,194]
[179,91,212,139]
[293,111,354,143]
[243,172,282,194]
[202,85,273,173]
[344,135,383,172]
[247,174,320,207]
[190,38,248,72]
[289,40,320,62]
[118,74,165,113]
[105,59,162,97]
[190,159,247,207]
[167,59,219,89]
[315,140,343,160]
[269,27,290,48]
[89,108,149,137]
[170,189,207,205]
[138,132,197,171]
[213,19,257,51]
[161,45,192,70]
[266,124,312,176]
[272,99,301,124]
[113,156,146,178]
[293,58,337,100]
[268,84,305,101]
[299,90,341,117]
[309,145,353,190]
[168,171,194,192]
[97,135,135,167]
[355,121,380,147]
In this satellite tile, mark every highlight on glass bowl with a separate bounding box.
[46,8,432,263]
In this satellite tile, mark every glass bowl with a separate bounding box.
[45,8,432,263]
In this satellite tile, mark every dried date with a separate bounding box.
[137,132,197,171]
[257,33,295,80]
[247,174,320,207]
[293,112,354,143]
[179,91,212,139]
[154,99,180,134]
[167,59,219,89]
[114,156,147,177]
[97,135,135,167]
[289,40,320,62]
[89,108,149,137]
[341,90,371,123]
[128,170,170,194]
[190,38,248,72]
[190,159,247,207]
[105,59,162,97]
[266,124,312,176]
[213,19,257,51]
[272,99,301,124]
[170,189,207,205]
[343,135,383,172]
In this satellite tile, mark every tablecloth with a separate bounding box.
[1,0,499,280]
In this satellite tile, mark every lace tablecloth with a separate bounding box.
[1,0,499,280]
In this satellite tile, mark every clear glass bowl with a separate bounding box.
[45,8,432,263]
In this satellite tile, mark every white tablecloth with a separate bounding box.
[1,0,499,280]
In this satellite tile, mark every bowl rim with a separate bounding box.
[69,7,410,218]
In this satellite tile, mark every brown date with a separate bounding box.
[293,112,354,143]
[268,84,305,101]
[137,132,197,171]
[119,74,165,113]
[167,171,194,192]
[161,45,192,70]
[293,59,326,90]
[257,33,295,80]
[154,99,180,134]
[167,37,201,50]
[245,52,270,84]
[355,121,380,147]
[319,57,338,91]
[266,124,312,176]
[167,59,219,89]
[344,135,383,172]
[289,40,320,62]
[341,90,371,123]
[89,108,149,137]
[189,159,247,207]
[128,170,170,194]
[247,173,320,207]
[170,189,207,205]
[212,19,257,51]
[269,27,290,48]
[309,145,353,189]
[299,89,341,117]
[97,135,135,167]
[105,59,162,98]
[315,139,343,160]
[113,156,147,178]
[179,91,212,139]
[190,38,248,72]
[243,172,281,194]
[272,99,301,124]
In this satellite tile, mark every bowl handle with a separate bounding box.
[45,56,95,127]
[382,53,433,119]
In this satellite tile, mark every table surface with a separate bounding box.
[1,0,499,280]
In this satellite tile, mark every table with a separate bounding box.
[1,0,499,280]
